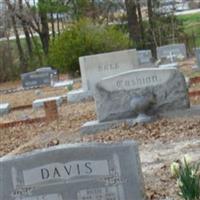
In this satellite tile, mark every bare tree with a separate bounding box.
[4,0,28,72]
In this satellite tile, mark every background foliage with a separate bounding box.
[48,19,132,74]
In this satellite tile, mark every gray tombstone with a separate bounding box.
[81,68,190,134]
[21,67,58,88]
[195,48,200,68]
[157,44,187,63]
[137,50,153,65]
[0,141,146,200]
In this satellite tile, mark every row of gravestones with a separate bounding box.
[20,43,200,90]
[68,44,189,103]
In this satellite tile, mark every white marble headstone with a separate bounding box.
[67,49,139,102]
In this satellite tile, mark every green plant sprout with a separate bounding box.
[170,155,200,200]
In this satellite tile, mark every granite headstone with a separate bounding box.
[157,44,187,63]
[21,67,58,88]
[137,50,153,65]
[81,68,190,134]
[0,141,146,200]
[95,68,189,122]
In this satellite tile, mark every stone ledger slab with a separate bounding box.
[67,49,139,103]
[0,141,146,200]
[32,96,63,109]
[0,103,10,116]
[95,68,189,122]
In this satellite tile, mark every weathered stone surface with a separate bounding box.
[95,68,190,122]
[0,103,10,116]
[67,49,139,102]
[0,141,146,200]
[157,44,187,63]
[32,96,63,109]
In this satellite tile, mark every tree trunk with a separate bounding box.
[56,13,60,35]
[147,0,157,57]
[39,11,49,54]
[50,12,55,38]
[124,0,140,47]
[5,0,27,72]
[18,0,33,57]
[136,0,145,48]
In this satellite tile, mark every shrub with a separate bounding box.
[48,19,132,75]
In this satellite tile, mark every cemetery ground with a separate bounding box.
[0,59,200,200]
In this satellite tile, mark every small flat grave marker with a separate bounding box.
[0,103,10,116]
[32,96,63,109]
[0,141,146,200]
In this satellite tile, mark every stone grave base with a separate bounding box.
[81,106,200,135]
[0,103,10,116]
[67,88,93,103]
[81,115,154,135]
[159,105,200,118]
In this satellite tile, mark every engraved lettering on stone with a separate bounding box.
[77,186,119,200]
[98,63,120,72]
[116,75,159,89]
[22,160,109,185]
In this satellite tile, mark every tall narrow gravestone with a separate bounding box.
[195,48,200,68]
[157,43,187,63]
[67,49,139,103]
[0,141,146,200]
[81,68,190,134]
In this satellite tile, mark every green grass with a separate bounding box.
[177,13,200,26]
[178,13,200,46]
